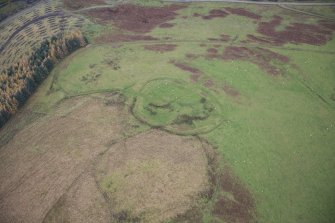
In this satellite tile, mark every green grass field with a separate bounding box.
[1,1,335,223]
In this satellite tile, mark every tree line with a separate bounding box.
[0,30,87,128]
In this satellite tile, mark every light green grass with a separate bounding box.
[133,78,223,135]
[45,41,335,223]
[8,2,335,223]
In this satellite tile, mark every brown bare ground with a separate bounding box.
[85,4,186,33]
[0,96,126,223]
[225,7,261,20]
[95,130,210,222]
[63,0,106,10]
[144,44,177,52]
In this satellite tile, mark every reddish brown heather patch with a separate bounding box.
[220,34,231,42]
[245,34,280,45]
[172,61,202,82]
[144,44,177,52]
[208,38,219,41]
[95,34,158,43]
[207,48,218,54]
[194,9,228,20]
[85,4,186,33]
[223,84,240,97]
[63,0,105,10]
[213,166,256,223]
[185,53,200,60]
[203,80,214,88]
[159,23,175,28]
[319,20,335,31]
[256,15,335,45]
[225,7,261,20]
[208,46,289,76]
[208,34,231,42]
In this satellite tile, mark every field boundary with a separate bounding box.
[93,41,335,55]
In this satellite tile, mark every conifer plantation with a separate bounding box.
[0,30,87,127]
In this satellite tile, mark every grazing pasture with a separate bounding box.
[0,1,335,223]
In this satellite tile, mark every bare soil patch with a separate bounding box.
[63,0,106,10]
[85,4,186,33]
[225,7,261,20]
[256,16,335,45]
[95,34,158,43]
[144,44,177,52]
[95,130,210,222]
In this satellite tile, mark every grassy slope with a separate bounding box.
[9,2,335,223]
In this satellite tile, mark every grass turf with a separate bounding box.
[2,1,335,223]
